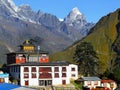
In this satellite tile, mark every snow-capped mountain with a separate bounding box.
[0,0,94,63]
[64,7,87,28]
[0,0,94,39]
[61,7,94,40]
[17,4,37,23]
[0,0,17,16]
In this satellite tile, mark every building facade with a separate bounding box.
[82,77,101,89]
[7,40,78,86]
[0,71,9,83]
[9,62,78,86]
[101,80,117,90]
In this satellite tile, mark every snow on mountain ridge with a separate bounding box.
[0,0,18,17]
[59,18,64,21]
[69,7,83,21]
[7,0,18,12]
[64,7,87,29]
[18,4,32,11]
[72,7,82,15]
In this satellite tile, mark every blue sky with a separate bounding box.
[13,0,120,23]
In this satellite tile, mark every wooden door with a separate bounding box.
[25,80,29,86]
[62,80,66,85]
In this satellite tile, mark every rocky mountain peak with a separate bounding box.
[0,0,17,12]
[7,0,18,12]
[65,7,85,21]
[0,1,18,20]
[18,4,32,11]
[37,10,43,16]
[71,7,82,16]
[64,7,87,29]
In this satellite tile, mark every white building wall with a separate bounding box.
[29,79,39,86]
[52,78,62,85]
[20,66,24,86]
[69,64,78,80]
[52,66,62,85]
[18,64,78,86]
[4,77,9,83]
[65,66,70,84]
[52,66,70,85]
[20,66,39,86]
[28,67,38,86]
[0,72,9,83]
[84,81,101,89]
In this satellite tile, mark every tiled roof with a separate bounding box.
[82,77,101,81]
[0,73,9,78]
[9,62,69,66]
[101,79,115,83]
[6,50,49,55]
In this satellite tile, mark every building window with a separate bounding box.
[71,74,76,77]
[29,57,38,62]
[39,73,52,78]
[87,81,91,85]
[62,73,66,77]
[94,81,98,85]
[24,73,29,78]
[39,80,44,86]
[14,66,15,72]
[71,67,75,71]
[32,73,36,78]
[62,67,66,72]
[54,73,59,78]
[31,67,36,72]
[54,67,59,72]
[48,80,52,85]
[24,67,29,72]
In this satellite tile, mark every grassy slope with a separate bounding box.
[50,9,120,74]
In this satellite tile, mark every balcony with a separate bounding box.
[39,73,52,79]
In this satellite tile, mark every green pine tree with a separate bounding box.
[73,42,99,76]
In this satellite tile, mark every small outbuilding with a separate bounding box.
[101,79,117,90]
[81,77,101,89]
[0,71,9,83]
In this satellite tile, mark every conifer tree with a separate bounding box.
[73,42,98,76]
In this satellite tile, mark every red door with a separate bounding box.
[25,80,29,86]
[62,80,66,85]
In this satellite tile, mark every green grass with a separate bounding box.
[71,80,82,90]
